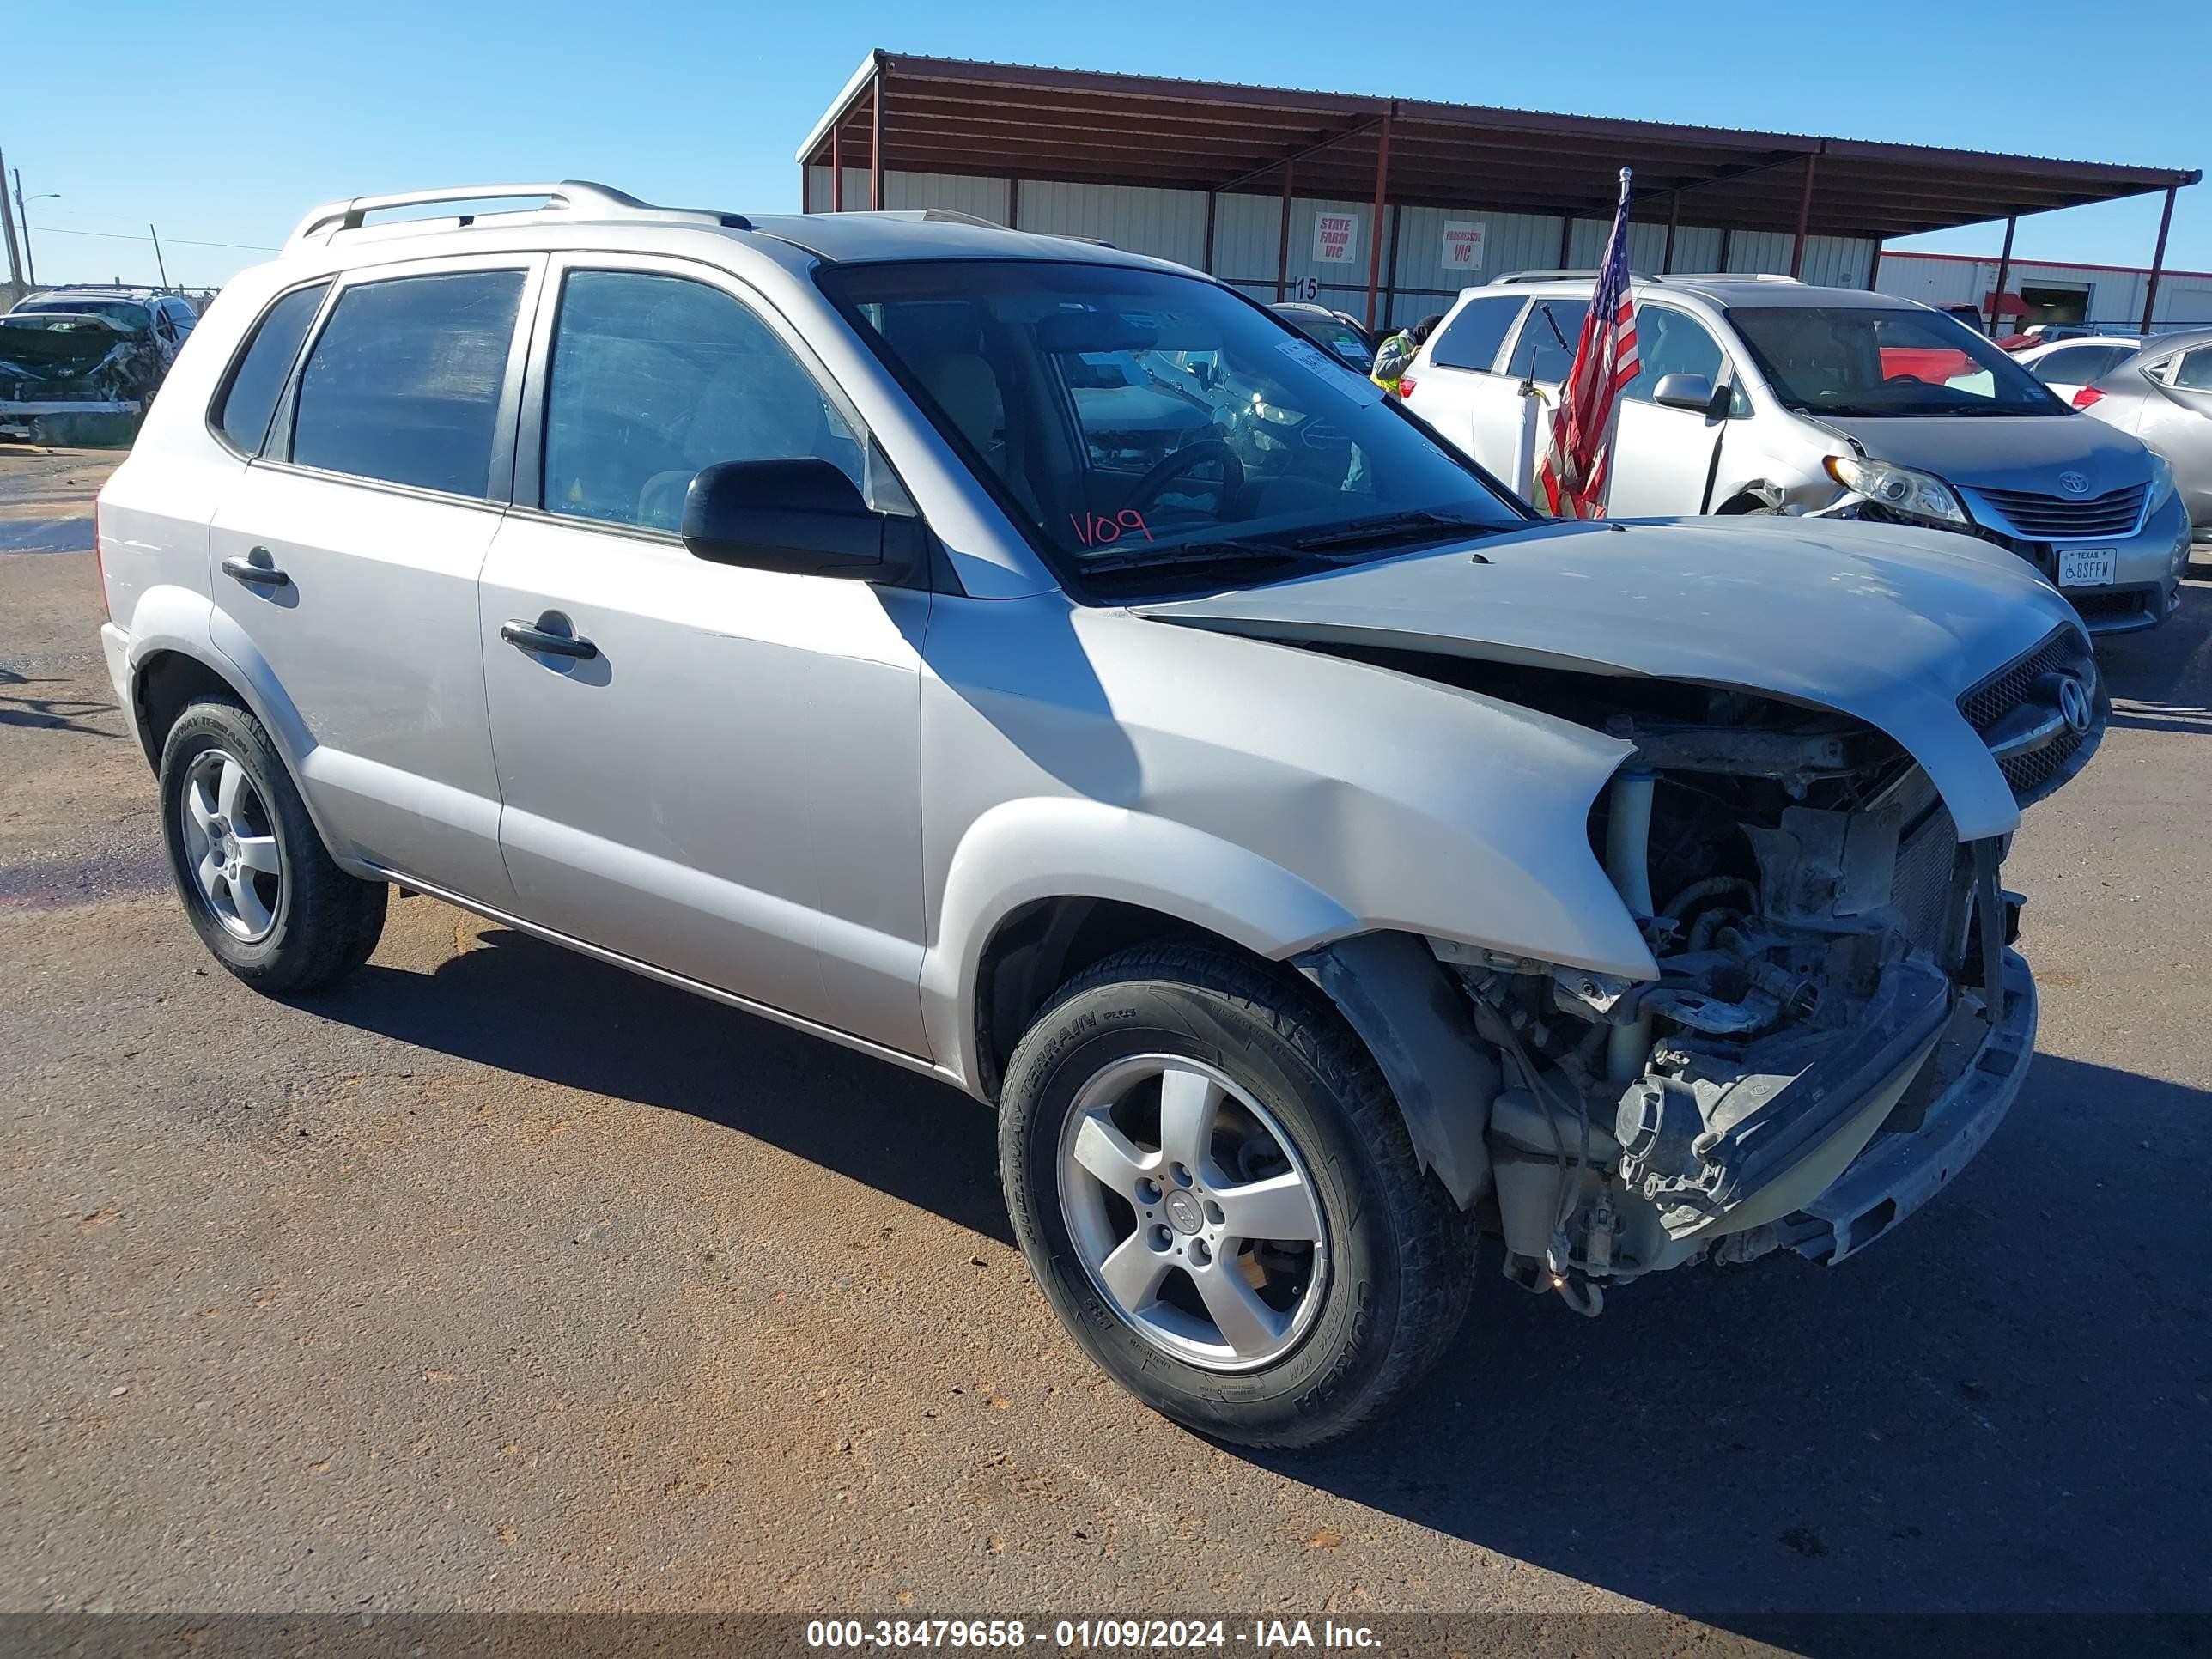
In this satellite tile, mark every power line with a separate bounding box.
[24,223,276,253]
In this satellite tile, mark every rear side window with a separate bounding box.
[1506,298,1590,383]
[290,270,525,497]
[2173,347,2212,391]
[1428,295,1525,372]
[210,283,328,456]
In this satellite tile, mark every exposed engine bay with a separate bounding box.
[1334,629,2101,1315]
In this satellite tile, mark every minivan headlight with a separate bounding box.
[2147,450,2176,516]
[1823,455,1970,527]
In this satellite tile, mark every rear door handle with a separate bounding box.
[221,551,290,588]
[500,620,599,660]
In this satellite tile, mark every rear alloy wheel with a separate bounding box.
[1001,942,1477,1449]
[159,696,386,994]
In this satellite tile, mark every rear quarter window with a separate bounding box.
[1427,295,1526,373]
[210,283,329,456]
[289,269,525,498]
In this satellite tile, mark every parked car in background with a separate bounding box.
[1,285,198,445]
[1268,301,1378,372]
[2074,325,2212,554]
[2009,336,2146,405]
[95,182,2103,1446]
[1407,273,2191,633]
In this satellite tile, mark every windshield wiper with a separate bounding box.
[1074,539,1310,581]
[1284,509,1506,553]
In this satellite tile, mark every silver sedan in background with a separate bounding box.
[2077,325,2212,555]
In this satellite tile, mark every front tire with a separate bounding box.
[158,696,386,994]
[1000,943,1476,1449]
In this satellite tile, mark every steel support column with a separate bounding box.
[2142,185,2178,333]
[1868,240,1883,290]
[1381,204,1401,329]
[870,67,885,211]
[1789,150,1819,279]
[831,124,842,212]
[1662,191,1679,274]
[1989,216,2016,333]
[1275,159,1294,301]
[1364,107,1393,330]
[1007,174,1019,230]
[1557,214,1574,266]
[1202,190,1217,274]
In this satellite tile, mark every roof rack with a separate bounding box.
[283,180,750,251]
[1662,271,1803,284]
[1489,269,1597,285]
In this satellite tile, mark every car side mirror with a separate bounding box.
[679,459,917,582]
[1652,372,1719,414]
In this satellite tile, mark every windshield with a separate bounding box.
[817,260,1527,589]
[1727,304,2069,418]
[16,298,152,329]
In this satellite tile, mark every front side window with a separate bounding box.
[290,269,525,496]
[211,281,329,455]
[1626,307,1723,403]
[1504,298,1589,384]
[1727,304,2069,417]
[1428,295,1526,373]
[817,260,1527,592]
[541,270,865,532]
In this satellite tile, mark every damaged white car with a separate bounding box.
[95,186,2101,1449]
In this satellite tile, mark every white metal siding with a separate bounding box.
[1875,253,2212,328]
[802,167,1875,313]
[1012,179,1206,265]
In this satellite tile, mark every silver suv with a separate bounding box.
[1403,273,2192,635]
[98,183,2102,1447]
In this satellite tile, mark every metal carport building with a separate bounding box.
[797,52,2198,332]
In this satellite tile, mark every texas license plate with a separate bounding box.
[2057,547,2116,587]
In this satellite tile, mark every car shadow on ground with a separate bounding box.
[321,930,2210,1624]
[2096,578,2211,738]
[330,928,1012,1244]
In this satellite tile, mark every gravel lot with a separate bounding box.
[3,448,2209,1637]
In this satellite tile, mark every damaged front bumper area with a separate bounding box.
[1778,946,2034,1266]
[1420,627,2095,1314]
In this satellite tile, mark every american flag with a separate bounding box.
[1534,168,1639,519]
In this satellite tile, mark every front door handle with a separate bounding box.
[500,619,599,660]
[221,551,290,588]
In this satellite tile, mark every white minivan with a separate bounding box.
[1401,273,2192,634]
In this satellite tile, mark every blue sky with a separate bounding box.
[9,0,2206,290]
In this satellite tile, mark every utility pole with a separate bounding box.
[0,147,23,286]
[10,167,35,285]
[148,223,170,288]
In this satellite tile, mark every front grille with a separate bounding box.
[1958,627,2094,806]
[1977,482,2146,539]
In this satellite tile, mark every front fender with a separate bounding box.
[921,797,1359,1089]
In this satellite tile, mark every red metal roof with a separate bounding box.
[800,52,2200,240]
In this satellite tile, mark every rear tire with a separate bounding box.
[1000,942,1477,1449]
[157,696,386,994]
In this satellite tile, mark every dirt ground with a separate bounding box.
[3,447,2209,1638]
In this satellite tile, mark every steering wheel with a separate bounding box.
[1124,438,1244,514]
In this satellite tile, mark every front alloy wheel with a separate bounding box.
[1058,1054,1328,1371]
[1000,942,1477,1449]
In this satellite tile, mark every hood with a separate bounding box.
[1133,515,2088,841]
[1816,410,2149,495]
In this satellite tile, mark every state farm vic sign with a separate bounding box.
[1311,212,1360,264]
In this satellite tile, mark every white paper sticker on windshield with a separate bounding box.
[1277,337,1382,404]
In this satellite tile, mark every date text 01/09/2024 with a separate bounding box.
[804,1619,1382,1650]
